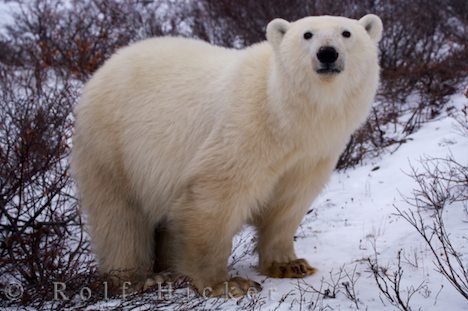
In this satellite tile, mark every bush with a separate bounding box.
[0,64,92,305]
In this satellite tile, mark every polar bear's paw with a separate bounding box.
[142,272,179,291]
[263,258,316,278]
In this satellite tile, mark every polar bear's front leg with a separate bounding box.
[254,158,335,278]
[170,178,262,297]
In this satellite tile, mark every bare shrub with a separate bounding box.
[366,152,468,308]
[368,155,468,310]
[336,107,406,169]
[368,250,428,311]
[0,60,93,306]
[394,156,468,300]
[453,101,468,136]
[292,265,363,310]
[404,156,467,210]
[0,0,181,80]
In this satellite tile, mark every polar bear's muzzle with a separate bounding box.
[315,46,343,75]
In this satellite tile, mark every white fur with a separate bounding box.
[71,14,383,292]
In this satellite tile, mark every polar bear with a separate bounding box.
[71,14,382,297]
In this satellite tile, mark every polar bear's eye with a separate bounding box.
[303,32,313,40]
[342,30,351,38]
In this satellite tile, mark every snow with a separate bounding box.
[80,95,467,311]
[0,1,18,28]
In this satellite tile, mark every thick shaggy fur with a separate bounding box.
[72,15,383,294]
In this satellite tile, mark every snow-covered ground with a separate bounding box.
[77,95,466,311]
[2,93,464,310]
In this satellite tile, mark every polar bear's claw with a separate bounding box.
[264,258,316,278]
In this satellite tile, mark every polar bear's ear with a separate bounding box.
[267,18,290,48]
[359,14,383,43]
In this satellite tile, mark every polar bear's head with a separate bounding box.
[267,14,382,95]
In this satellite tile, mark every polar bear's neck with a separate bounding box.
[263,54,373,155]
[268,61,346,127]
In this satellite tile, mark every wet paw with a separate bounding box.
[263,258,316,278]
[203,277,262,298]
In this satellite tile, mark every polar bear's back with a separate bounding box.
[86,37,239,104]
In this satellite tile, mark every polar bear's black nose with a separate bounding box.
[317,46,339,64]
